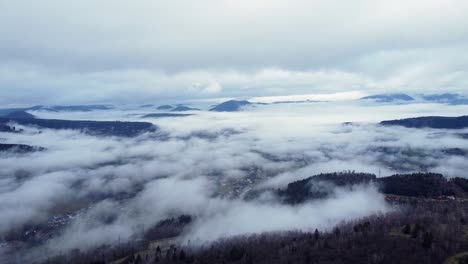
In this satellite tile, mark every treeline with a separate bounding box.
[277,171,376,204]
[380,115,468,129]
[277,172,468,204]
[0,117,156,137]
[39,200,468,264]
[30,172,468,264]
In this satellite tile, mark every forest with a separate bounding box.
[35,172,468,264]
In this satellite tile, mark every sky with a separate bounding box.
[1,0,468,105]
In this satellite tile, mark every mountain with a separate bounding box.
[142,113,193,118]
[157,105,174,110]
[209,100,252,112]
[2,110,36,119]
[170,106,200,112]
[361,93,415,103]
[422,93,468,105]
[0,117,156,137]
[380,116,468,129]
[140,104,155,108]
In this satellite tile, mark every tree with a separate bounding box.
[179,250,186,261]
[422,231,433,249]
[314,229,320,240]
[135,254,142,264]
[402,224,411,235]
[411,223,421,238]
[229,246,245,261]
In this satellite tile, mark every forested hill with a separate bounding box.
[0,143,45,153]
[44,186,468,264]
[380,116,468,129]
[277,172,468,204]
[0,117,156,137]
[35,171,468,264]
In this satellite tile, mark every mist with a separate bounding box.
[1,101,468,262]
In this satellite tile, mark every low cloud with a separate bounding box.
[185,184,389,242]
[0,102,467,261]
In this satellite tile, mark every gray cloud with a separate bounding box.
[1,0,468,104]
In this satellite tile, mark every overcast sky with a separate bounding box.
[1,0,468,105]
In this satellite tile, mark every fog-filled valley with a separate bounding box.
[1,99,468,263]
[3,0,468,262]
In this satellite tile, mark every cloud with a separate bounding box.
[0,171,75,234]
[185,184,389,242]
[1,102,468,262]
[1,0,468,104]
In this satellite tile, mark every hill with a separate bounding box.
[380,116,468,129]
[40,105,113,112]
[142,113,193,118]
[0,117,156,137]
[361,93,415,103]
[157,105,174,110]
[14,171,468,264]
[277,172,376,204]
[42,195,468,264]
[0,105,113,115]
[170,106,200,112]
[209,100,252,112]
[2,110,36,119]
[276,172,468,204]
[422,93,468,105]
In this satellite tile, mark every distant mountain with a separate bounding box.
[170,106,200,112]
[157,105,174,110]
[272,100,322,104]
[41,105,114,112]
[0,117,156,137]
[140,104,155,108]
[361,93,415,103]
[422,93,468,105]
[2,110,36,119]
[142,113,193,118]
[0,105,113,115]
[0,106,42,116]
[209,100,252,112]
[380,116,468,129]
[423,93,462,102]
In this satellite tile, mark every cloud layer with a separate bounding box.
[1,0,468,104]
[1,102,468,263]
